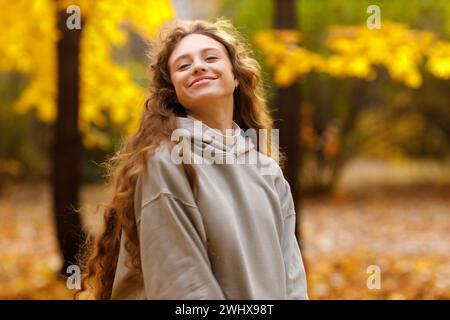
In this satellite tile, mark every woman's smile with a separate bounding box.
[190,77,216,88]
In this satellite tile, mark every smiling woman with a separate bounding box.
[76,19,308,300]
[168,33,238,133]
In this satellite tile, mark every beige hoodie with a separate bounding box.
[111,116,308,299]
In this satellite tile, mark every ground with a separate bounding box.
[0,158,449,299]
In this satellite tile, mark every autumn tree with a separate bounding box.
[273,0,304,243]
[255,22,450,191]
[53,2,84,274]
[0,0,173,273]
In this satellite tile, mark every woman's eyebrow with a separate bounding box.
[172,47,221,66]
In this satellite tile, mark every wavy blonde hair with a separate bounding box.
[76,18,282,300]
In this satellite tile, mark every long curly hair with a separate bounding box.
[76,18,282,300]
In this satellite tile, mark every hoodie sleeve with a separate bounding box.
[136,147,226,299]
[282,214,309,299]
[276,171,309,300]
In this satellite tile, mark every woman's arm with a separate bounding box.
[275,166,309,299]
[136,148,225,299]
[282,213,309,300]
[139,192,226,299]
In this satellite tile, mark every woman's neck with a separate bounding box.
[186,106,234,135]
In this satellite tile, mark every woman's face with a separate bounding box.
[168,33,238,112]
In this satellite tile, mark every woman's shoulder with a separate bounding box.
[255,151,295,215]
[147,142,175,165]
[253,150,284,180]
[139,142,196,207]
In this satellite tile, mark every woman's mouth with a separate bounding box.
[189,76,218,88]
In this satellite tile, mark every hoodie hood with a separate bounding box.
[175,116,255,164]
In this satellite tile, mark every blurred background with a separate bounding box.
[0,0,449,299]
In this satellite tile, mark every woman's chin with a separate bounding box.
[188,90,227,101]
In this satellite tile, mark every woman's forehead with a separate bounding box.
[169,34,227,63]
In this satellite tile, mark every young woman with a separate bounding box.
[78,19,308,300]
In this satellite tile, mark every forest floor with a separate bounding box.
[0,158,449,299]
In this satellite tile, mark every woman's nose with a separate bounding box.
[192,60,207,74]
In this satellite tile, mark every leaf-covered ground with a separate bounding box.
[302,185,450,299]
[0,159,449,299]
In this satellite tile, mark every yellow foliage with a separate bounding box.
[255,22,450,88]
[253,30,292,67]
[254,30,326,86]
[0,0,173,149]
[426,41,450,79]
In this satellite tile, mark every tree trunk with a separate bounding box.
[53,7,85,275]
[273,0,303,242]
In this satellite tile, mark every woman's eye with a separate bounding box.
[176,56,217,70]
[178,64,190,70]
